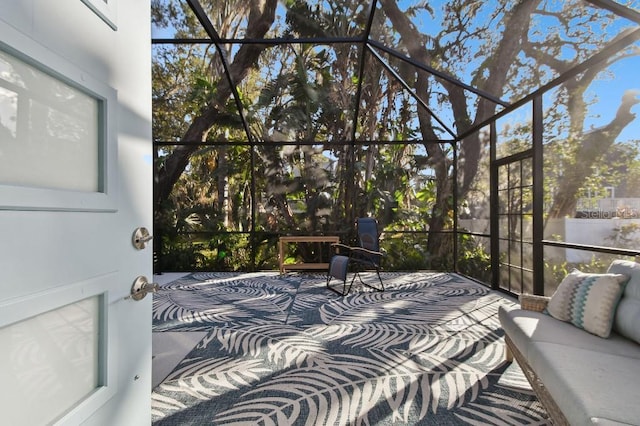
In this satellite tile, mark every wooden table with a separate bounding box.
[278,235,340,274]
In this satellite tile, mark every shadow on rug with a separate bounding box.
[151,272,549,425]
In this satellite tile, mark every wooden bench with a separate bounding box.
[278,236,339,274]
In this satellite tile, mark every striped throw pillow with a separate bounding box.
[546,269,627,338]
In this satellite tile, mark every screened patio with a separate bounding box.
[151,0,640,297]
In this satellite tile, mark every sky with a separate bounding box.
[585,53,640,143]
[148,0,640,144]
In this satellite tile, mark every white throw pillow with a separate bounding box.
[546,269,627,338]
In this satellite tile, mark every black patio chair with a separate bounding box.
[326,217,386,296]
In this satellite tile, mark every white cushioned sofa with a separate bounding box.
[499,259,640,425]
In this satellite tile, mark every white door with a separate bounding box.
[0,1,152,425]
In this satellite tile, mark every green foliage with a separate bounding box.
[156,235,206,272]
[544,256,614,295]
[541,220,640,292]
[607,222,640,249]
[457,234,492,283]
[381,234,431,271]
[152,0,640,285]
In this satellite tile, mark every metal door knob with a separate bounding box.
[126,276,159,301]
[132,227,153,250]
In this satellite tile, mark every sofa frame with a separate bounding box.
[504,294,569,426]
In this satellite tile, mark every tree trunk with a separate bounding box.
[379,0,539,263]
[155,0,277,209]
[547,90,640,218]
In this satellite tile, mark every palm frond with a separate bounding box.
[150,393,186,418]
[212,349,495,425]
[290,293,332,311]
[153,285,295,327]
[156,356,269,401]
[196,323,331,368]
[455,392,549,425]
[308,323,439,351]
[151,272,548,424]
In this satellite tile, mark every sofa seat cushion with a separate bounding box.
[529,342,640,425]
[499,305,640,360]
[500,305,640,424]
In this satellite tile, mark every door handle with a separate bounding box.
[126,276,159,301]
[132,227,153,250]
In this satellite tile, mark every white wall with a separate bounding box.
[461,217,640,263]
[549,218,640,262]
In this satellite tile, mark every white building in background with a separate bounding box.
[545,217,640,262]
[576,196,640,219]
[460,195,640,263]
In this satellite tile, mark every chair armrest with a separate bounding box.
[331,243,384,257]
[331,243,353,251]
[519,294,550,312]
[348,246,385,257]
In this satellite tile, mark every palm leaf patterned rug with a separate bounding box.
[151,271,549,425]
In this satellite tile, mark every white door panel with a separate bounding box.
[0,273,118,426]
[0,1,152,424]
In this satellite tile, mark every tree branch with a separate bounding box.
[548,90,640,218]
[156,0,277,207]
